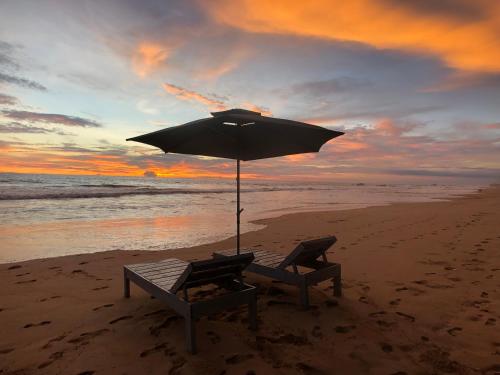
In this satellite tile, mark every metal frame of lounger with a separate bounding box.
[214,236,341,308]
[123,253,257,354]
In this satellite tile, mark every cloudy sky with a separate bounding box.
[0,0,499,182]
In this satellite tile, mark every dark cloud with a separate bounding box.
[0,72,47,91]
[286,77,371,97]
[0,40,46,91]
[0,41,20,70]
[44,142,132,156]
[421,71,500,93]
[1,110,102,128]
[302,105,443,123]
[46,143,99,153]
[0,122,71,135]
[0,122,48,134]
[0,93,18,105]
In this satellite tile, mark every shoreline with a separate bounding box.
[0,184,488,265]
[1,185,499,374]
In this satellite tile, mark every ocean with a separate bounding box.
[0,173,484,263]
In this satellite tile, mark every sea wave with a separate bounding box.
[0,186,331,201]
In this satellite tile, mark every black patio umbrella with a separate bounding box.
[127,108,343,253]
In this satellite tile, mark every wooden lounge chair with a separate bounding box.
[123,254,257,354]
[214,236,341,308]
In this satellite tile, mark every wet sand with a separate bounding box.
[1,185,499,374]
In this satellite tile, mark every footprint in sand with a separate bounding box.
[8,265,21,270]
[169,357,187,374]
[447,327,462,336]
[369,311,387,318]
[42,334,66,349]
[93,303,114,311]
[24,321,51,328]
[377,320,395,328]
[0,348,14,354]
[143,309,168,317]
[77,371,95,375]
[149,316,180,336]
[335,325,356,333]
[92,286,109,291]
[467,314,483,322]
[295,362,326,375]
[139,342,168,357]
[40,296,60,302]
[207,331,221,344]
[358,296,369,304]
[311,325,322,338]
[37,351,63,369]
[379,342,393,353]
[109,315,133,325]
[15,272,30,277]
[67,329,109,345]
[485,318,496,326]
[16,279,37,284]
[389,298,401,306]
[225,353,254,364]
[396,312,415,322]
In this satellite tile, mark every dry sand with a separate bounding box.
[1,186,499,375]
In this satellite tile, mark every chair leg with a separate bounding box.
[248,295,257,331]
[333,267,342,297]
[299,282,309,308]
[185,314,196,354]
[123,274,130,298]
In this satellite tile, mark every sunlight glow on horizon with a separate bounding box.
[0,0,498,182]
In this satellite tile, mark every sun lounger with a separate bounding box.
[123,254,257,354]
[214,236,341,308]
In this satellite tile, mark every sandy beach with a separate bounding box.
[1,185,499,375]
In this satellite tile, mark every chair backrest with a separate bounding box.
[169,253,254,293]
[278,236,337,269]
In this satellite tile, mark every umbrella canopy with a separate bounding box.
[127,109,342,161]
[127,108,344,253]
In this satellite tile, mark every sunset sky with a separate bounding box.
[0,0,499,182]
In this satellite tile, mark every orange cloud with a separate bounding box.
[162,83,227,111]
[132,42,170,77]
[149,162,259,179]
[0,144,263,179]
[162,83,271,115]
[195,61,238,80]
[204,0,500,73]
[284,153,315,162]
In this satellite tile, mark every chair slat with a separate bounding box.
[279,236,337,269]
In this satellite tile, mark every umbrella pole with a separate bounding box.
[236,158,241,254]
